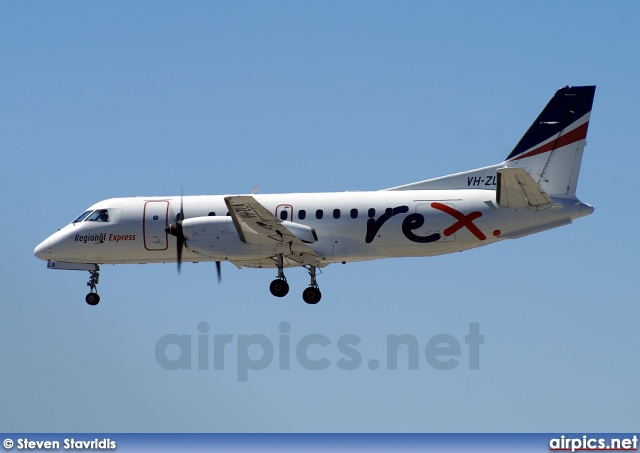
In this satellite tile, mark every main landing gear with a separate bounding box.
[270,254,290,297]
[302,265,321,304]
[269,254,322,304]
[85,269,100,306]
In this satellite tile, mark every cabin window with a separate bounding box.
[368,208,376,218]
[298,210,306,220]
[208,212,216,216]
[316,209,324,219]
[350,208,358,219]
[73,211,93,223]
[280,210,289,220]
[333,209,341,219]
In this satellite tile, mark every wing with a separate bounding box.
[224,195,320,266]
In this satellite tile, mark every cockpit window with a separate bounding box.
[72,210,93,223]
[86,209,110,222]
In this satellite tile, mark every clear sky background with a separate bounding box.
[2,1,639,433]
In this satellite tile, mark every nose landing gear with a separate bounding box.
[85,269,100,306]
[45,261,102,306]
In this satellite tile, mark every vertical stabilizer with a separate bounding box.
[505,85,595,196]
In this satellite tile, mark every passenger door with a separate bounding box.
[143,201,169,250]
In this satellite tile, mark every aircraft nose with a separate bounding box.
[34,238,51,260]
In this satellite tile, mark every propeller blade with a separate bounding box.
[176,192,185,274]
[165,192,186,274]
[177,235,184,274]
[178,190,184,221]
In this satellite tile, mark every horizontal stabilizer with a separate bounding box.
[496,168,554,209]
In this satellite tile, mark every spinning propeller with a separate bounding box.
[165,194,222,282]
[165,195,186,274]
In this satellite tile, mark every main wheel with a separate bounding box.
[269,279,289,297]
[85,293,100,306]
[302,287,321,304]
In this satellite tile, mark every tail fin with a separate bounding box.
[505,85,595,196]
[385,85,595,194]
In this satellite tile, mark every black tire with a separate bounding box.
[269,279,289,297]
[302,287,321,304]
[86,293,100,306]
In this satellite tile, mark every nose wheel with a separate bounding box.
[85,292,100,305]
[85,270,100,306]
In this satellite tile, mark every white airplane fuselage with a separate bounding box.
[35,190,591,267]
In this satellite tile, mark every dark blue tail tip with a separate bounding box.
[506,85,596,161]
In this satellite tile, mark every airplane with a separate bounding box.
[34,85,596,306]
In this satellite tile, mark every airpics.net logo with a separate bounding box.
[155,322,484,382]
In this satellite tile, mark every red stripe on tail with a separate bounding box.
[508,122,589,161]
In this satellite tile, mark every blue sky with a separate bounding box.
[2,1,639,432]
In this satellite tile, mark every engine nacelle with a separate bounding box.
[281,220,318,243]
[182,216,234,238]
[182,216,317,244]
